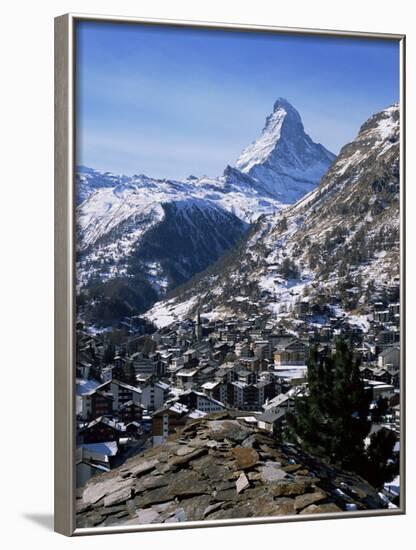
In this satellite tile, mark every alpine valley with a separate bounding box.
[145,102,400,331]
[76,98,336,326]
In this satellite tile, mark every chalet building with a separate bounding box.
[263,391,297,414]
[274,339,308,368]
[256,379,276,406]
[378,346,400,370]
[80,379,143,420]
[256,408,286,434]
[216,363,240,383]
[201,380,229,404]
[212,342,230,362]
[76,442,118,487]
[174,368,199,389]
[236,369,257,385]
[132,356,160,377]
[80,388,114,421]
[107,379,142,409]
[141,381,167,411]
[79,417,124,444]
[229,379,275,410]
[118,400,144,423]
[355,344,374,363]
[177,390,226,413]
[152,402,192,446]
[160,334,177,347]
[229,381,254,409]
[171,356,184,370]
[239,356,261,372]
[319,325,333,343]
[159,351,173,368]
[269,332,294,349]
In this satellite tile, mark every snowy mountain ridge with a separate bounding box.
[76,168,281,291]
[146,103,400,329]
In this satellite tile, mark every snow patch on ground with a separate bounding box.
[145,296,199,328]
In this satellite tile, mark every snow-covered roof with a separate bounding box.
[81,441,118,457]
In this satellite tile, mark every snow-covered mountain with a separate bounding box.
[76,98,339,325]
[146,103,400,328]
[77,180,247,284]
[236,98,335,202]
[76,169,280,287]
[76,166,131,205]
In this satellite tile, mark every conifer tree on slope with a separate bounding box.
[287,338,398,488]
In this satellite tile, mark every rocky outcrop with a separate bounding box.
[76,413,386,528]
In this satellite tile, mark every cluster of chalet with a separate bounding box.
[76,285,401,490]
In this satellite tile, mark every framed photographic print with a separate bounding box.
[54,13,405,536]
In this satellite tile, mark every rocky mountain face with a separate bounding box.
[146,103,399,327]
[76,413,386,528]
[236,98,335,202]
[77,99,333,325]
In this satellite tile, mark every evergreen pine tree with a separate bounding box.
[287,339,371,472]
[287,338,398,488]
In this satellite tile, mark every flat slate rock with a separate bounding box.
[231,447,260,469]
[259,463,288,483]
[294,490,328,511]
[169,447,208,467]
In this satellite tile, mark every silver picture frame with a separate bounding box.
[54,13,406,536]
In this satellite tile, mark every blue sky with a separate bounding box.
[76,21,400,180]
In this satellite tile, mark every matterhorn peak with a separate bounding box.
[272,97,301,116]
[235,98,335,203]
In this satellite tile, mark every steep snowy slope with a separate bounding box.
[146,104,400,327]
[75,166,280,326]
[236,98,335,202]
[77,180,247,289]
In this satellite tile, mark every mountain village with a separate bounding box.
[75,99,401,521]
[76,285,401,506]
